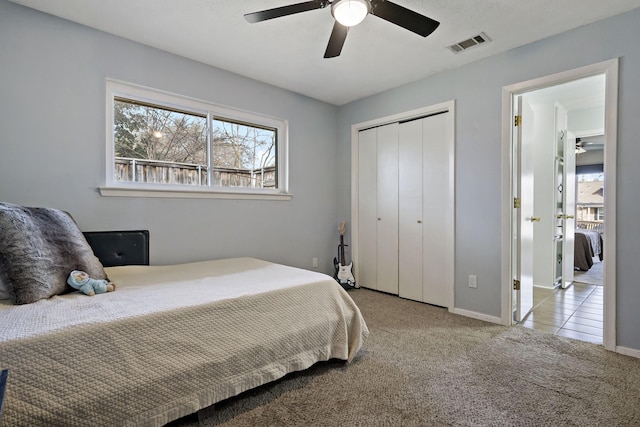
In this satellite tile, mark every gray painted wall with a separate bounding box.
[0,0,339,273]
[337,8,640,350]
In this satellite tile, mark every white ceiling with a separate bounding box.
[526,74,606,112]
[9,0,640,105]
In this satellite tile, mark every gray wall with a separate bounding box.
[0,0,339,273]
[337,8,640,350]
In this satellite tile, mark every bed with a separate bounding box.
[0,203,368,426]
[574,228,603,271]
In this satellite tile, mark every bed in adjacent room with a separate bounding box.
[0,203,368,426]
[574,228,603,271]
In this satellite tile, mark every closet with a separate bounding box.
[356,109,454,307]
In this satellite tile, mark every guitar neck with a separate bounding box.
[339,235,346,265]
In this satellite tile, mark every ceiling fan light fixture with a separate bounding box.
[332,0,370,27]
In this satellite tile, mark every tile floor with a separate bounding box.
[521,282,603,344]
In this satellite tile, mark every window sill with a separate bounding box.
[99,186,293,201]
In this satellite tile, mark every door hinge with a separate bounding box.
[514,197,521,208]
[513,279,521,290]
[514,115,522,126]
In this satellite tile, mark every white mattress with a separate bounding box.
[1,257,340,342]
[0,257,368,426]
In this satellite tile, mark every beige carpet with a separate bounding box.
[172,288,640,426]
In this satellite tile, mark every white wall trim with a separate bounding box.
[350,100,456,311]
[450,308,502,325]
[500,86,514,326]
[99,186,293,200]
[500,59,619,350]
[615,346,640,359]
[602,59,618,352]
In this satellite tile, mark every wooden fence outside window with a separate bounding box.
[115,157,276,188]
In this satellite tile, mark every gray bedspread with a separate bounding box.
[574,230,603,271]
[574,232,594,271]
[0,259,368,426]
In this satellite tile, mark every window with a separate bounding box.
[212,118,277,189]
[102,80,289,199]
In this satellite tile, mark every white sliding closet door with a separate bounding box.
[357,127,378,290]
[421,113,453,307]
[356,106,453,305]
[376,123,399,294]
[398,112,452,307]
[398,119,424,301]
[357,123,399,293]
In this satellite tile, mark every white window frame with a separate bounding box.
[100,79,291,200]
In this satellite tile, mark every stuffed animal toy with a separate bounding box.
[67,270,116,296]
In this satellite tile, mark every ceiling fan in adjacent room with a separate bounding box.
[244,0,440,58]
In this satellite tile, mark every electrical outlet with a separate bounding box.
[468,275,477,288]
[312,257,318,268]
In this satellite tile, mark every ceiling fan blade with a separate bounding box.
[371,0,440,37]
[324,22,349,58]
[244,1,326,23]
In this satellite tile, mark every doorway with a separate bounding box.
[501,59,618,351]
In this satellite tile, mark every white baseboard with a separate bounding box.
[615,345,640,359]
[450,307,504,325]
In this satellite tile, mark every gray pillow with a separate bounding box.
[0,274,9,300]
[0,203,107,304]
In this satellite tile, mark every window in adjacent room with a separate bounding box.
[103,80,289,199]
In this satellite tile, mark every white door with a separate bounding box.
[398,119,423,301]
[422,113,453,307]
[376,123,399,294]
[562,133,576,288]
[357,128,378,290]
[357,124,399,294]
[398,112,452,307]
[514,96,535,322]
[556,104,576,288]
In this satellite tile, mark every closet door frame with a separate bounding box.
[351,100,455,310]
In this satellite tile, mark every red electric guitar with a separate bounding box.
[333,221,356,289]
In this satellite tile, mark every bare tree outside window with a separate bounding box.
[212,119,277,188]
[114,99,207,164]
[114,99,208,186]
[113,98,278,189]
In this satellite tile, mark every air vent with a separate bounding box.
[448,32,491,53]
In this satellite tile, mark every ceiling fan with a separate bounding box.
[244,0,440,58]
